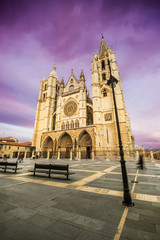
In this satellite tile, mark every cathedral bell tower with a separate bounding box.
[91,37,133,154]
[32,65,59,149]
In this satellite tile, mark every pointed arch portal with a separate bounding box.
[78,131,92,159]
[58,133,73,158]
[42,136,53,158]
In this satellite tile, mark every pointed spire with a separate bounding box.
[53,64,56,70]
[94,51,98,60]
[61,77,64,84]
[60,77,64,87]
[49,64,58,79]
[60,77,64,94]
[81,69,84,76]
[99,36,108,57]
[71,69,73,74]
[80,69,85,81]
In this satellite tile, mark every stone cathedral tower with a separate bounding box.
[91,38,134,156]
[32,38,134,160]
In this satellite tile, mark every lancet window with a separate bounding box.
[103,89,107,97]
[101,60,105,70]
[102,73,106,80]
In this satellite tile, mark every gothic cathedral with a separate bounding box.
[32,38,135,160]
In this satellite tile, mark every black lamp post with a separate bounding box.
[107,59,134,206]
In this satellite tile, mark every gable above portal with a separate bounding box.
[64,71,80,93]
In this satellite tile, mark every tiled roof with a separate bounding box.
[0,142,32,147]
[0,137,16,142]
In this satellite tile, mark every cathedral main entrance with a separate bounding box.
[42,136,53,158]
[59,133,73,159]
[79,131,92,159]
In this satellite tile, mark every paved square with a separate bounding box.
[0,158,160,240]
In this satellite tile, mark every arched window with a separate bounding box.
[101,60,105,70]
[43,93,47,100]
[52,114,56,130]
[103,89,107,97]
[71,121,75,129]
[66,122,69,129]
[75,120,79,128]
[61,122,65,130]
[102,73,106,80]
[44,84,47,90]
[56,84,59,93]
[77,121,79,128]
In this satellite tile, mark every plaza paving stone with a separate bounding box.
[0,158,160,240]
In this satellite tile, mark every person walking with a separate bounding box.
[138,153,144,170]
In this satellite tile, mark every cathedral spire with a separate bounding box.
[49,64,58,79]
[99,36,108,58]
[60,77,64,86]
[80,69,85,81]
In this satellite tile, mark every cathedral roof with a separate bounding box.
[99,37,108,58]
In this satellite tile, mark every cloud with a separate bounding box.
[0,123,33,142]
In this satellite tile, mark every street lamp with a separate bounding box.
[107,59,134,206]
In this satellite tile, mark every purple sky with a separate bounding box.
[0,0,160,149]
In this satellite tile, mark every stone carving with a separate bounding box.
[64,101,77,116]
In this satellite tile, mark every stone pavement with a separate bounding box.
[0,158,160,240]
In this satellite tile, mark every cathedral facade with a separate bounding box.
[32,38,134,160]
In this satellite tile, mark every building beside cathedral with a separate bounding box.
[32,38,135,160]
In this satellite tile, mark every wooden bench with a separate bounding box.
[32,163,51,176]
[0,161,7,172]
[0,161,22,173]
[29,163,75,180]
[50,164,75,180]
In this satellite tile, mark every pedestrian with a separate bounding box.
[138,153,144,170]
[20,154,24,162]
[17,153,21,162]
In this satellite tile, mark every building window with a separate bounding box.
[66,122,69,129]
[102,73,106,80]
[101,60,105,70]
[103,89,107,97]
[61,122,65,130]
[56,84,59,93]
[44,84,47,90]
[75,120,79,128]
[70,85,74,91]
[70,121,74,129]
[52,115,56,130]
